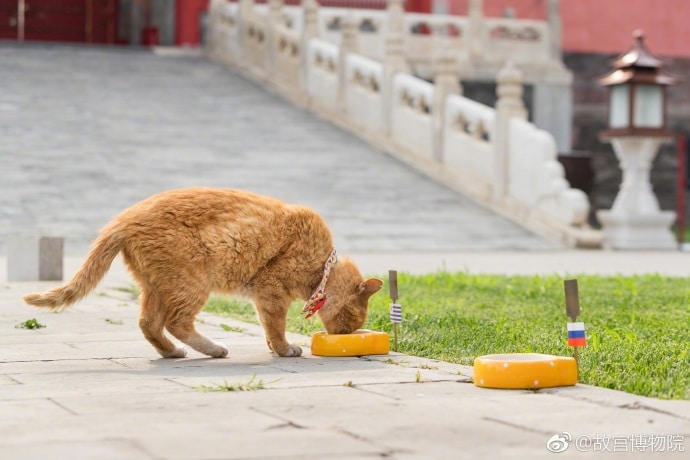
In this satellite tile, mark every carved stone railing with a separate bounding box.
[208,2,241,63]
[306,38,339,111]
[242,6,269,78]
[254,4,554,66]
[227,0,574,152]
[344,53,384,134]
[403,13,467,63]
[508,118,589,227]
[272,23,301,94]
[484,18,550,63]
[206,0,601,248]
[390,73,434,160]
[443,95,496,200]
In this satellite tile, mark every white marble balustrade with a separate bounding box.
[206,0,599,247]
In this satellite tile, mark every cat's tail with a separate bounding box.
[23,226,125,310]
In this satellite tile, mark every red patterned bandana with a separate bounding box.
[302,248,337,319]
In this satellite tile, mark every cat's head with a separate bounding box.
[318,258,383,334]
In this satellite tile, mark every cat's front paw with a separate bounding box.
[209,343,228,358]
[280,343,302,357]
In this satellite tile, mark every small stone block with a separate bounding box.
[7,236,64,282]
[39,237,64,281]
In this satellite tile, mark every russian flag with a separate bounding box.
[567,322,587,347]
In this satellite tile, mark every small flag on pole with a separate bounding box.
[389,270,400,352]
[389,303,402,323]
[567,322,587,347]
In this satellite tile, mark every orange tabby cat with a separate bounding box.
[23,188,382,358]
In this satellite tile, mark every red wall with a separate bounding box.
[560,0,688,57]
[445,0,690,58]
[176,0,208,46]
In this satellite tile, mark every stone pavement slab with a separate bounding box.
[1,260,689,459]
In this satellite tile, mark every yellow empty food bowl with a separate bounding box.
[473,353,577,389]
[311,329,390,357]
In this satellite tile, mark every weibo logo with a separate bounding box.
[546,432,572,453]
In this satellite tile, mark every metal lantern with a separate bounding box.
[598,30,676,140]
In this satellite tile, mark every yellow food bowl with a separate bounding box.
[473,353,577,389]
[310,329,390,357]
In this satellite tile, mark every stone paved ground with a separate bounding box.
[0,43,555,255]
[3,44,690,460]
[2,260,689,459]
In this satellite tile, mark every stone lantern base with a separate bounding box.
[596,136,679,250]
[597,210,677,250]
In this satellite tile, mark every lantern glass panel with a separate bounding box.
[609,85,630,128]
[633,84,663,128]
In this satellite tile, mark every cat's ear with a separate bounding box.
[358,278,383,299]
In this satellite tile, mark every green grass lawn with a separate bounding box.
[204,272,690,400]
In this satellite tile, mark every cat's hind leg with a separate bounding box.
[164,294,228,358]
[139,290,187,358]
[166,316,229,358]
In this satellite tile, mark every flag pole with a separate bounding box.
[389,270,399,352]
[564,279,581,363]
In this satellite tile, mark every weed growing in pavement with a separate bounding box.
[416,363,438,370]
[15,318,46,329]
[220,323,247,333]
[194,374,278,392]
